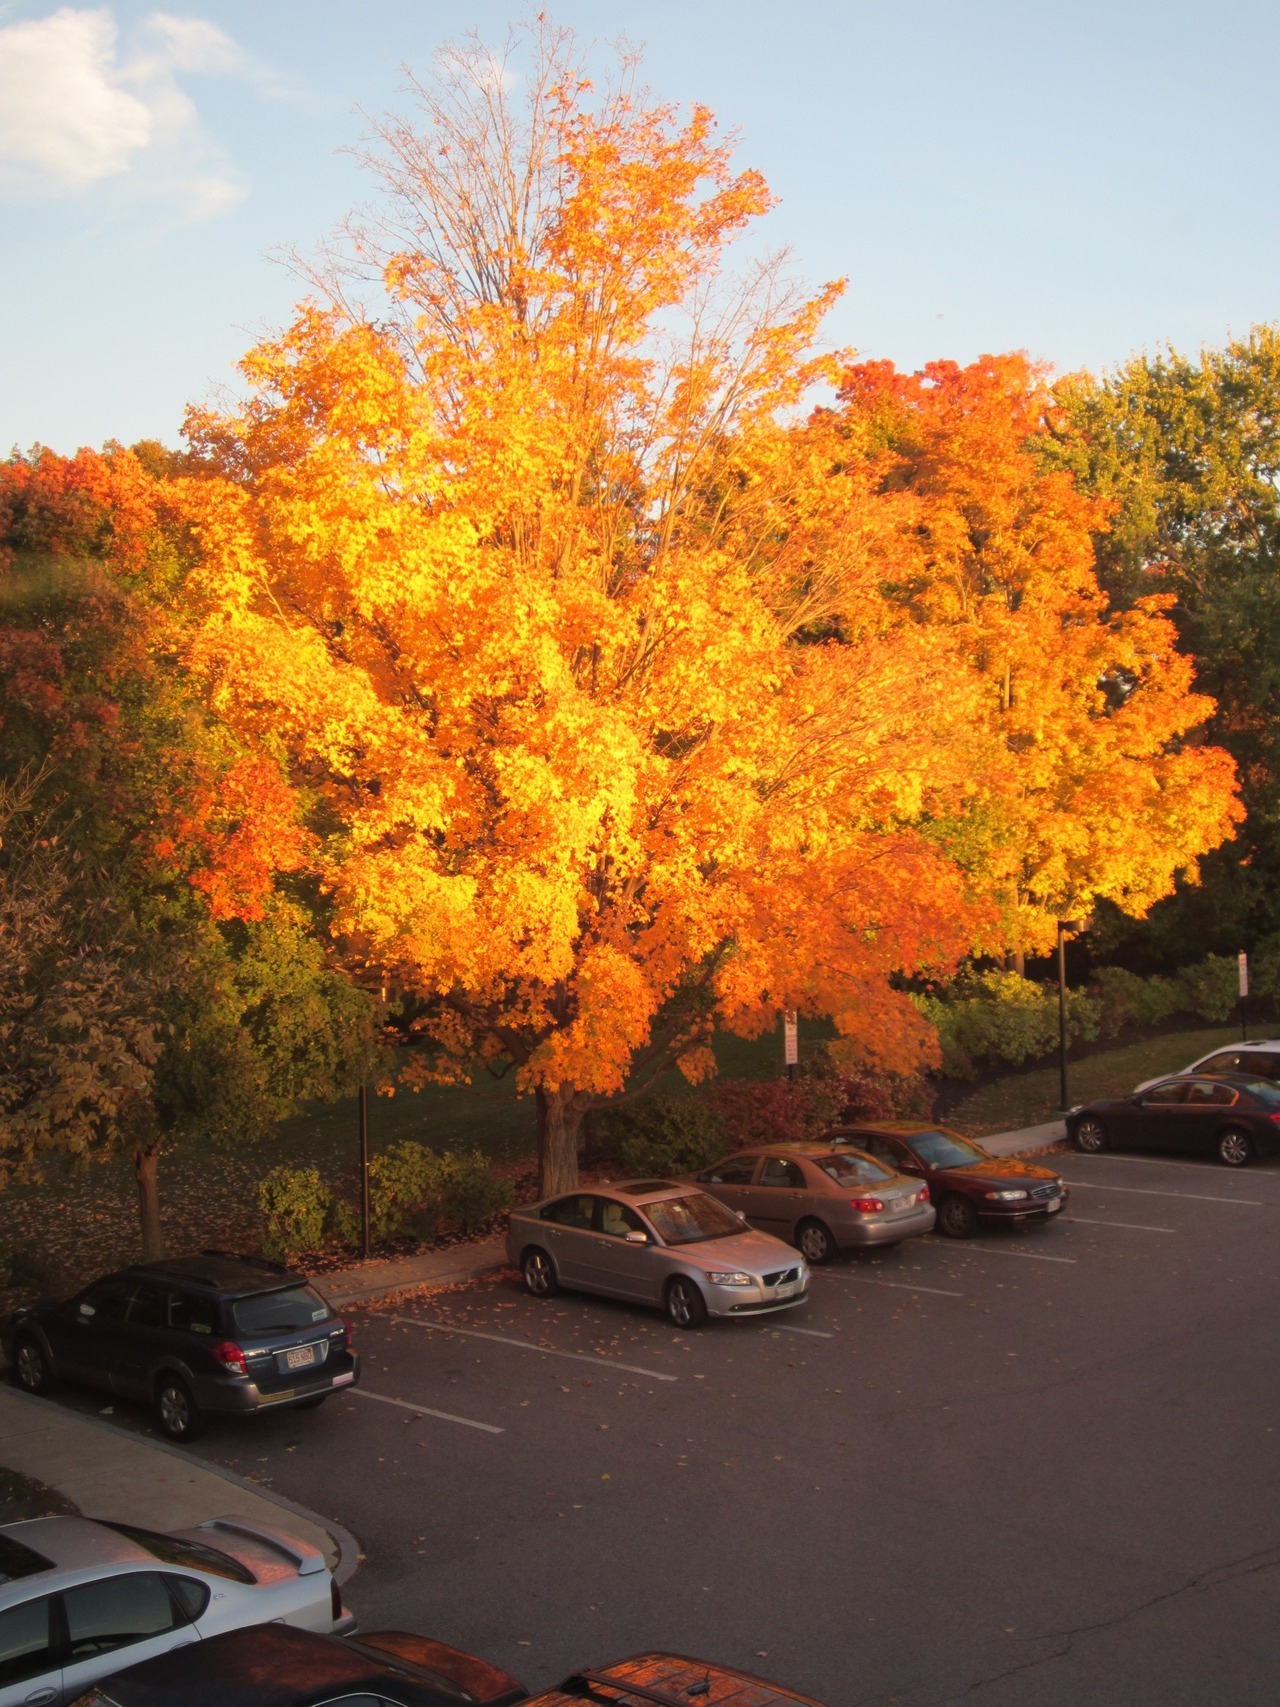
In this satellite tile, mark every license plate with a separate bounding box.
[774,1281,797,1298]
[1046,1197,1062,1213]
[893,1197,915,1213]
[286,1345,317,1369]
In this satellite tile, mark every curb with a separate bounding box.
[321,1254,509,1312]
[0,1382,363,1587]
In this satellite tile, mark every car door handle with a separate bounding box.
[25,1688,57,1705]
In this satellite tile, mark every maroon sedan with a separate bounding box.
[829,1123,1067,1238]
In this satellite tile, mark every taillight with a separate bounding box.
[919,1183,930,1201]
[850,1197,885,1213]
[211,1340,248,1377]
[1269,1113,1280,1125]
[330,1578,342,1623]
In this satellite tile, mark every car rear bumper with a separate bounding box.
[840,1204,937,1246]
[193,1358,360,1416]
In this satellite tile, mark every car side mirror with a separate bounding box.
[624,1230,650,1245]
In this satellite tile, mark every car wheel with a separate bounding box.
[1073,1116,1107,1154]
[521,1247,559,1298]
[12,1332,53,1395]
[1217,1127,1253,1168]
[154,1374,206,1443]
[936,1194,978,1239]
[796,1219,836,1265]
[664,1276,708,1330]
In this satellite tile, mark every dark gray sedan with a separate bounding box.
[694,1144,935,1263]
[505,1182,809,1328]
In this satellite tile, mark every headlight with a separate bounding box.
[704,1270,754,1286]
[984,1189,1029,1201]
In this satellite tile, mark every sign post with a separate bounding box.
[784,1010,798,1084]
[1239,951,1249,1043]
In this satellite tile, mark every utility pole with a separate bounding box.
[1057,920,1081,1110]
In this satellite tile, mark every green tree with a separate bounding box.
[1050,328,1280,964]
[0,446,380,1257]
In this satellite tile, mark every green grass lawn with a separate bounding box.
[942,1024,1245,1136]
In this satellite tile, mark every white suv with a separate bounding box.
[1134,1039,1280,1094]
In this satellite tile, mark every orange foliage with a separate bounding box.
[829,354,1242,953]
[182,27,990,1191]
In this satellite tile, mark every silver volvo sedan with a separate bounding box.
[505,1182,810,1328]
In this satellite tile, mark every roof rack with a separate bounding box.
[199,1249,292,1274]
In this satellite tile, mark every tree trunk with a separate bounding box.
[535,1083,583,1197]
[133,1141,165,1261]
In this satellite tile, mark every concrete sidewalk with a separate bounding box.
[0,1386,361,1583]
[978,1118,1068,1157]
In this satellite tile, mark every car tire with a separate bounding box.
[521,1247,559,1298]
[1217,1127,1253,1168]
[1073,1116,1107,1153]
[12,1332,53,1396]
[154,1374,206,1443]
[664,1276,708,1330]
[936,1194,979,1239]
[796,1219,836,1265]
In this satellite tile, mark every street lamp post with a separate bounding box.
[1057,919,1082,1111]
[358,1081,371,1260]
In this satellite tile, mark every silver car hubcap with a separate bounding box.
[800,1226,828,1261]
[1221,1132,1249,1166]
[160,1387,189,1433]
[669,1285,692,1325]
[17,1343,42,1388]
[525,1255,550,1294]
[1078,1120,1104,1152]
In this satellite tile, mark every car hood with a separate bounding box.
[936,1159,1060,1185]
[673,1229,801,1273]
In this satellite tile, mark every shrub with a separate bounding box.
[1173,954,1239,1023]
[366,1140,443,1242]
[917,971,1100,1078]
[257,1166,333,1261]
[438,1149,515,1233]
[596,1090,726,1177]
[1091,966,1181,1035]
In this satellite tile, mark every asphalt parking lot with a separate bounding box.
[32,1148,1280,1705]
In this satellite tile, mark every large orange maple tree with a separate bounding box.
[184,24,987,1192]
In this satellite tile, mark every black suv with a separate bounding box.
[2,1251,359,1441]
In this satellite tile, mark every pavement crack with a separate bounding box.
[934,1542,1280,1704]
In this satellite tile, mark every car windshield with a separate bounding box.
[1240,1078,1280,1105]
[231,1285,332,1337]
[903,1129,988,1169]
[0,1533,54,1583]
[641,1193,743,1245]
[102,1522,256,1584]
[816,1153,893,1184]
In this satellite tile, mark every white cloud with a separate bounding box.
[0,5,257,217]
[0,9,151,188]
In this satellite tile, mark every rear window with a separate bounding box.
[815,1153,893,1184]
[0,1535,53,1584]
[1241,1078,1280,1105]
[230,1285,332,1336]
[102,1524,255,1585]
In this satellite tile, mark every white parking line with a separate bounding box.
[777,1324,834,1338]
[393,1316,679,1381]
[966,1245,1077,1265]
[1063,1180,1262,1207]
[346,1388,504,1434]
[1072,1153,1280,1177]
[823,1274,965,1299]
[1065,1216,1176,1234]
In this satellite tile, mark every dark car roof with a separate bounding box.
[120,1252,305,1298]
[529,1653,827,1707]
[92,1623,465,1707]
[828,1121,958,1138]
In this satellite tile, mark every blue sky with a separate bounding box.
[3,0,1278,455]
